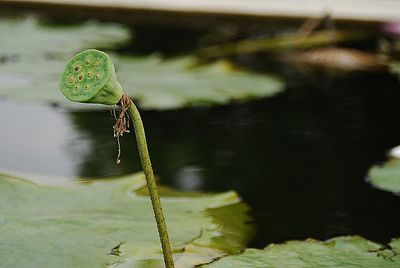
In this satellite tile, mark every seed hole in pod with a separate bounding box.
[84,85,90,90]
[74,85,80,91]
[78,74,84,81]
[95,73,101,80]
[94,62,100,68]
[85,58,91,65]
[67,77,74,84]
[74,65,80,72]
[87,72,92,78]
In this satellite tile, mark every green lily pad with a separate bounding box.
[0,172,253,267]
[389,61,400,80]
[204,236,400,268]
[0,16,130,58]
[115,55,283,110]
[0,17,284,110]
[368,153,400,194]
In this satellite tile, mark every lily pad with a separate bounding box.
[368,148,400,194]
[115,55,283,110]
[0,17,284,110]
[0,172,252,267]
[204,236,400,268]
[0,16,130,58]
[389,61,400,80]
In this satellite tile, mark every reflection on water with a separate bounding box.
[0,100,87,181]
[1,72,400,247]
[174,166,204,191]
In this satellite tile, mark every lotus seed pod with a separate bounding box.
[60,49,123,105]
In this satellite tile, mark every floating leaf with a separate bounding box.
[389,61,400,80]
[0,173,252,267]
[115,55,283,110]
[0,16,130,58]
[368,148,400,194]
[204,236,400,268]
[0,17,284,110]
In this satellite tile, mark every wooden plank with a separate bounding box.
[1,0,400,23]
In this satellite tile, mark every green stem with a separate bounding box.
[128,100,175,268]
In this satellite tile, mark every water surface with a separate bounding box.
[1,71,400,247]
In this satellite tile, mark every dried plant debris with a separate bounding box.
[289,48,388,72]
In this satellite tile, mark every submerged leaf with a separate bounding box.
[204,236,400,268]
[0,17,284,110]
[0,173,252,267]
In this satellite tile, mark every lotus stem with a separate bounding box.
[127,99,175,268]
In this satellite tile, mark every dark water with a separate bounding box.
[1,70,400,248]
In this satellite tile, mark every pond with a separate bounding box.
[1,11,400,256]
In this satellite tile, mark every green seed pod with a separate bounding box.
[60,49,123,105]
